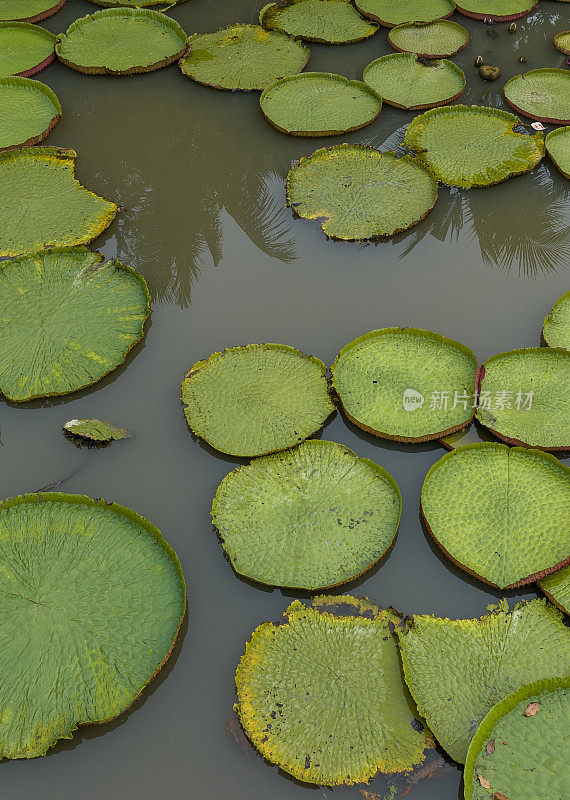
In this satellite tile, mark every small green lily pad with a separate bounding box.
[464,678,570,800]
[455,0,537,19]
[212,439,401,590]
[388,20,469,58]
[543,291,570,349]
[260,0,378,44]
[181,343,334,457]
[63,419,132,442]
[545,125,570,179]
[355,0,455,27]
[260,72,381,136]
[0,0,64,23]
[404,105,545,188]
[539,565,570,614]
[236,595,434,786]
[363,53,465,110]
[476,347,570,450]
[421,443,570,589]
[0,247,149,402]
[397,598,570,763]
[287,145,438,240]
[0,76,60,150]
[56,8,187,75]
[179,25,309,91]
[0,22,56,76]
[504,69,570,126]
[554,30,570,55]
[331,327,478,441]
[0,147,117,257]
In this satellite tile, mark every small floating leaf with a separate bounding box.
[286,145,438,240]
[236,595,434,786]
[554,30,570,56]
[212,439,401,590]
[260,72,382,136]
[0,21,56,77]
[260,0,378,44]
[503,69,570,126]
[56,8,187,75]
[464,678,570,800]
[543,290,570,349]
[0,247,149,402]
[0,491,185,759]
[476,347,570,450]
[0,76,60,150]
[539,565,570,614]
[363,53,465,110]
[63,419,132,442]
[331,327,478,441]
[0,146,117,256]
[181,343,334,457]
[0,0,65,23]
[179,25,309,91]
[404,105,545,188]
[454,0,537,20]
[355,0,455,28]
[388,20,469,58]
[545,125,570,180]
[397,598,570,763]
[421,443,570,589]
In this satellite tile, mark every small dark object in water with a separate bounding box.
[486,27,500,39]
[475,56,484,67]
[518,55,527,62]
[508,22,516,33]
[479,64,501,80]
[481,90,489,100]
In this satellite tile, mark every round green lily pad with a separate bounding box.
[181,343,334,457]
[287,145,438,240]
[260,0,378,44]
[539,565,570,614]
[0,247,150,402]
[388,20,469,58]
[179,25,309,91]
[63,418,132,442]
[421,443,570,589]
[0,491,185,759]
[554,30,570,55]
[0,0,65,23]
[543,291,570,349]
[89,0,187,5]
[363,53,465,110]
[504,69,570,126]
[331,328,478,442]
[55,8,187,75]
[464,677,570,800]
[455,0,537,19]
[404,105,545,188]
[397,598,570,764]
[546,126,570,179]
[260,72,381,136]
[212,440,401,590]
[0,22,56,77]
[355,0,455,27]
[0,146,117,257]
[0,76,60,150]
[476,347,570,450]
[236,595,434,786]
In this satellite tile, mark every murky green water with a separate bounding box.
[1,1,569,797]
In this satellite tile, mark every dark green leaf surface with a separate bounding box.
[456,0,538,20]
[63,419,132,442]
[0,22,56,76]
[356,0,455,27]
[388,20,469,58]
[260,0,378,44]
[0,0,64,23]
[504,69,570,125]
[363,53,465,110]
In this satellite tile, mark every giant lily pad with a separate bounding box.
[260,0,378,44]
[179,25,309,91]
[0,491,185,759]
[397,598,570,763]
[539,565,570,614]
[0,22,56,77]
[260,72,381,136]
[63,418,132,442]
[421,443,570,589]
[476,347,570,450]
[0,0,65,23]
[543,291,570,349]
[554,30,570,55]
[212,440,401,590]
[504,69,570,126]
[287,145,438,240]
[89,0,187,5]
[0,146,116,256]
[388,20,469,58]
[0,76,60,150]
[355,0,455,27]
[464,677,570,800]
[0,247,149,402]
[181,344,334,457]
[546,126,570,179]
[236,595,434,786]
[363,53,465,110]
[404,105,545,188]
[455,0,537,19]
[55,8,187,75]
[331,327,478,441]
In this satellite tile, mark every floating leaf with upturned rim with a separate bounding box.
[503,69,570,126]
[404,105,545,188]
[363,53,465,110]
[0,0,65,23]
[397,598,570,763]
[543,290,570,349]
[0,76,60,150]
[554,30,570,55]
[212,440,401,590]
[545,125,570,179]
[539,565,570,614]
[260,0,378,44]
[0,491,185,759]
[455,0,537,20]
[355,0,455,27]
[388,20,469,58]
[89,0,188,5]
[0,22,56,76]
[236,595,434,786]
[63,419,132,442]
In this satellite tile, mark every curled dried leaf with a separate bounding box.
[493,792,511,800]
[486,739,495,754]
[524,701,540,716]
[478,774,491,789]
